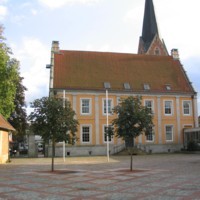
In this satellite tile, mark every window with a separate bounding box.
[117,97,121,105]
[103,125,112,142]
[144,83,150,90]
[81,99,91,115]
[165,125,173,141]
[146,127,154,142]
[103,99,113,115]
[81,126,90,143]
[145,100,154,113]
[124,83,131,90]
[183,101,191,115]
[165,84,171,91]
[164,101,173,115]
[154,47,160,55]
[104,82,111,89]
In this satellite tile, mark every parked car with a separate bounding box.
[38,143,43,152]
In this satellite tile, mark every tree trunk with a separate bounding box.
[51,138,55,172]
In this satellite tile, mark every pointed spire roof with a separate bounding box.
[142,0,159,45]
[138,0,168,55]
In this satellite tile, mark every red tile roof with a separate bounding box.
[53,50,195,94]
[0,114,15,132]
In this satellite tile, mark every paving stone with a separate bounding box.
[0,154,200,199]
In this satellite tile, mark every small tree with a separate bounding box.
[28,97,79,171]
[112,96,153,171]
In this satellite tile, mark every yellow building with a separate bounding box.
[0,114,15,164]
[46,0,198,155]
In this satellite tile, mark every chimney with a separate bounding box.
[51,41,59,53]
[171,49,179,60]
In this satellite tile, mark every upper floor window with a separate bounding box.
[103,99,113,115]
[145,100,154,113]
[164,100,173,115]
[81,99,91,115]
[183,101,191,115]
[165,125,173,141]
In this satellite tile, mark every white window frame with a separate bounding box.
[182,100,192,116]
[103,98,113,115]
[80,98,91,115]
[117,97,121,105]
[164,100,173,116]
[165,125,173,142]
[146,127,154,142]
[144,99,154,114]
[103,124,113,143]
[81,125,92,144]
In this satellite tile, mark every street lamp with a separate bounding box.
[106,89,109,162]
[63,90,66,162]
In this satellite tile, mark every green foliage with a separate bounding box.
[0,25,20,118]
[112,96,154,143]
[8,76,27,142]
[112,96,154,171]
[28,97,79,144]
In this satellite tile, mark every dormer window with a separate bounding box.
[165,84,171,91]
[144,83,150,90]
[124,83,131,90]
[104,82,111,89]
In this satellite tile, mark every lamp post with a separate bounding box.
[63,90,66,162]
[106,89,109,162]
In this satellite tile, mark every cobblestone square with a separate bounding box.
[0,154,200,199]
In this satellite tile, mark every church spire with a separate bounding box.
[138,0,168,56]
[142,0,159,46]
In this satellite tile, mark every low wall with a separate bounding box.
[46,143,125,157]
[137,144,184,153]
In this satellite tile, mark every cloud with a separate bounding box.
[38,0,100,9]
[10,15,26,25]
[0,5,8,20]
[31,9,38,15]
[153,0,200,60]
[123,5,142,24]
[11,38,50,105]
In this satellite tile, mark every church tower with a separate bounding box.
[138,0,168,56]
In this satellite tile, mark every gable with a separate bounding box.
[53,50,195,94]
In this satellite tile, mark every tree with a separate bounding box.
[112,96,154,171]
[8,76,27,143]
[28,97,79,171]
[0,25,20,118]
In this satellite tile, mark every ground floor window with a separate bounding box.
[81,126,90,143]
[165,125,173,141]
[103,125,112,143]
[146,127,154,142]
